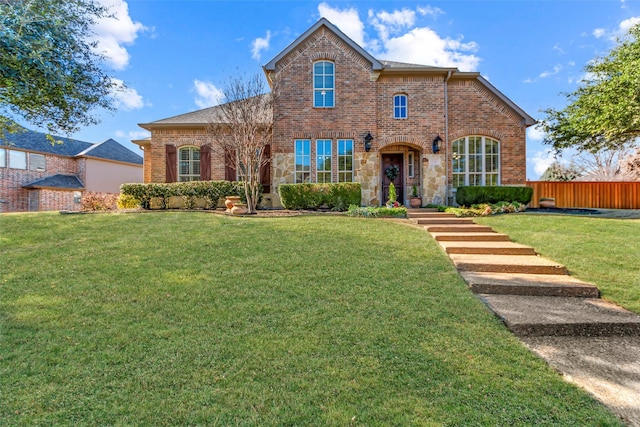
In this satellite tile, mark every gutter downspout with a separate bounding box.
[444,70,452,205]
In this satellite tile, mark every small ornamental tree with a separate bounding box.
[207,74,277,214]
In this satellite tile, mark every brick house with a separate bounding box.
[136,18,535,207]
[1,128,143,212]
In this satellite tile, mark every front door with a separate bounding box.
[381,153,403,205]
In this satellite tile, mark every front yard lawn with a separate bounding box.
[0,212,623,425]
[475,214,640,315]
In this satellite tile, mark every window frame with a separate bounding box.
[452,136,500,187]
[393,94,408,119]
[295,139,311,183]
[29,153,46,171]
[313,60,335,108]
[8,150,27,170]
[316,139,332,183]
[178,146,201,182]
[408,151,415,178]
[0,148,5,168]
[337,139,354,182]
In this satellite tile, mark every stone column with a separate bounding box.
[355,152,380,206]
[421,154,447,206]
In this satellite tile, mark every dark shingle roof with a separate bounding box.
[23,174,85,190]
[2,129,143,165]
[78,138,143,165]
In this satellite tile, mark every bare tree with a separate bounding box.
[574,144,640,181]
[207,74,276,214]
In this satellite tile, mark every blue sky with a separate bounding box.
[61,0,640,179]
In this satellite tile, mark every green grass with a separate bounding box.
[475,214,640,315]
[0,212,623,426]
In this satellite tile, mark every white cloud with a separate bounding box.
[193,80,224,109]
[539,64,563,79]
[593,28,606,38]
[382,27,479,71]
[527,125,545,143]
[316,3,480,71]
[252,31,271,60]
[91,0,147,70]
[116,129,150,140]
[110,78,144,110]
[370,8,416,41]
[619,16,640,31]
[318,2,366,46]
[529,149,557,178]
[417,6,444,18]
[553,43,565,54]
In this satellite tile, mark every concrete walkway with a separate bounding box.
[408,209,640,426]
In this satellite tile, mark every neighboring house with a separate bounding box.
[136,18,535,207]
[1,128,143,212]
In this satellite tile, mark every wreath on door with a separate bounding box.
[385,165,400,182]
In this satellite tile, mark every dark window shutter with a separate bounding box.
[224,148,236,181]
[200,144,211,181]
[260,145,271,193]
[165,145,177,183]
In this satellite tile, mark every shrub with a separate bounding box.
[117,194,140,209]
[346,205,407,218]
[120,181,244,210]
[81,193,118,211]
[455,186,533,206]
[279,183,361,211]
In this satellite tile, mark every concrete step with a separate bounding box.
[439,241,536,255]
[461,272,600,297]
[424,224,494,233]
[430,232,511,242]
[407,212,456,219]
[479,294,640,337]
[406,208,438,214]
[449,254,569,275]
[415,217,475,225]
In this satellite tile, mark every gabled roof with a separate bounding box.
[139,94,272,128]
[1,128,143,164]
[77,138,143,165]
[264,18,383,71]
[23,174,84,190]
[2,128,93,157]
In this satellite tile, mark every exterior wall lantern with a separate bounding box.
[364,133,373,152]
[432,135,443,154]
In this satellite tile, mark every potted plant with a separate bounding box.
[409,185,421,208]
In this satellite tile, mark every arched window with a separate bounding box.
[313,61,335,108]
[452,136,500,187]
[178,146,200,182]
[393,94,407,119]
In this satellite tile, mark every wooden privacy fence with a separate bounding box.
[526,181,640,209]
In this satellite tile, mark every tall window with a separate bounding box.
[0,148,5,168]
[178,146,200,182]
[393,94,407,119]
[316,139,332,183]
[408,151,415,178]
[295,139,311,183]
[29,153,45,171]
[452,136,500,187]
[337,139,353,182]
[313,61,334,108]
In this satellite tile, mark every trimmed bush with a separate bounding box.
[120,181,243,210]
[279,183,361,211]
[455,186,533,206]
[346,205,407,218]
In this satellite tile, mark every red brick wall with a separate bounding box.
[0,153,79,213]
[447,78,527,185]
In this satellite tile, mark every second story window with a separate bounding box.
[313,61,334,108]
[394,94,407,119]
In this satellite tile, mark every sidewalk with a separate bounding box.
[408,209,640,426]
